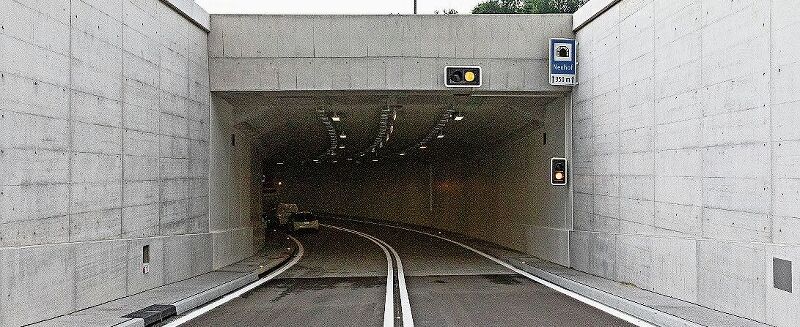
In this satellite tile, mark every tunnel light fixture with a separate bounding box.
[399,153,406,156]
[338,145,346,149]
[419,145,428,149]
[452,112,465,121]
[347,158,353,161]
[313,159,320,163]
[276,162,284,165]
[277,181,283,186]
[339,134,347,139]
[331,113,341,122]
[437,133,445,139]
[332,160,338,163]
[372,159,379,162]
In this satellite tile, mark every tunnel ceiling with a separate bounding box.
[216,91,559,166]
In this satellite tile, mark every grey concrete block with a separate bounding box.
[0,215,70,247]
[122,204,159,238]
[655,176,701,206]
[655,118,701,150]
[160,113,188,138]
[123,104,160,135]
[72,122,123,155]
[774,178,800,219]
[655,90,702,125]
[74,240,128,310]
[654,202,701,237]
[0,72,70,120]
[124,180,158,207]
[651,236,698,303]
[0,149,70,186]
[124,155,159,181]
[703,143,770,179]
[71,153,122,183]
[619,175,654,201]
[72,90,123,127]
[159,135,188,159]
[70,208,122,241]
[0,34,70,87]
[124,130,159,157]
[615,234,652,290]
[70,31,123,100]
[704,177,770,214]
[702,208,771,243]
[159,199,189,235]
[161,179,188,202]
[1,244,77,327]
[72,0,123,46]
[702,107,769,147]
[71,181,123,214]
[0,183,69,223]
[772,216,800,246]
[698,239,767,321]
[123,52,160,88]
[160,157,189,180]
[0,111,69,151]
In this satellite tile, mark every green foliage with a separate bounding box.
[524,0,587,13]
[472,0,526,14]
[472,0,587,14]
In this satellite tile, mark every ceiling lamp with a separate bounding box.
[338,145,346,149]
[339,134,347,139]
[276,162,285,165]
[452,112,465,121]
[419,145,428,149]
[331,113,341,122]
[437,133,445,139]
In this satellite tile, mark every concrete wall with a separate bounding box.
[207,14,574,93]
[0,1,212,326]
[280,98,569,265]
[208,95,257,269]
[572,0,800,325]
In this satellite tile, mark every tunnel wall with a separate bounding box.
[280,98,569,265]
[572,0,799,325]
[207,14,573,93]
[0,1,212,326]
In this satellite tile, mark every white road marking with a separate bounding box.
[322,224,396,327]
[165,236,305,327]
[323,224,414,327]
[335,218,655,327]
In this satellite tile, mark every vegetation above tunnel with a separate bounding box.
[472,0,588,14]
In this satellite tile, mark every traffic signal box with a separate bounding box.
[445,66,481,87]
[551,157,567,186]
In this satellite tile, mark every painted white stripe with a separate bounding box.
[165,236,305,327]
[331,225,415,327]
[335,218,655,327]
[322,224,395,327]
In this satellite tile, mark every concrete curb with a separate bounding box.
[170,237,299,316]
[501,256,701,327]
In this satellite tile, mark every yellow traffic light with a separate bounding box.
[465,71,475,82]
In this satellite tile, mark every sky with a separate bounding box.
[195,0,487,15]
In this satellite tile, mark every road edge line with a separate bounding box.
[163,235,305,327]
[334,217,655,327]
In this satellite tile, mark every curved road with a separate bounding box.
[180,219,634,327]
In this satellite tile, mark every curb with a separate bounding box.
[117,234,299,327]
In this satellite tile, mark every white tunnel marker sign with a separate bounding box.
[549,38,576,86]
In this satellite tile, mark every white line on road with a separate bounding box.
[322,224,396,327]
[335,218,654,327]
[322,224,414,327]
[164,236,305,327]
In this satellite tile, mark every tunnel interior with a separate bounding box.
[213,91,570,264]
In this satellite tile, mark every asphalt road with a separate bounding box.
[181,220,634,327]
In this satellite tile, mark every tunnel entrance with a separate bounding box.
[212,91,572,265]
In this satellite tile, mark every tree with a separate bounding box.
[472,0,587,14]
[472,0,526,14]
[523,0,587,13]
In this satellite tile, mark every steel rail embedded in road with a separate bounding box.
[163,236,305,327]
[333,218,654,327]
[322,223,414,327]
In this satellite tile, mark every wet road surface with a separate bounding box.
[180,219,634,327]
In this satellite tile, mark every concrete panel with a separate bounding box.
[74,240,128,310]
[211,228,253,269]
[525,226,570,267]
[654,202,701,237]
[72,90,123,127]
[651,237,698,302]
[127,236,165,294]
[0,244,76,327]
[702,208,771,243]
[70,209,122,241]
[698,240,767,321]
[72,122,123,155]
[0,72,70,120]
[122,203,159,238]
[0,149,70,186]
[0,111,69,151]
[773,216,800,246]
[615,234,652,290]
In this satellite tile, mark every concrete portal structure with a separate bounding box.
[1,0,799,326]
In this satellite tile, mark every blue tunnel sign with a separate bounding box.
[549,38,576,86]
